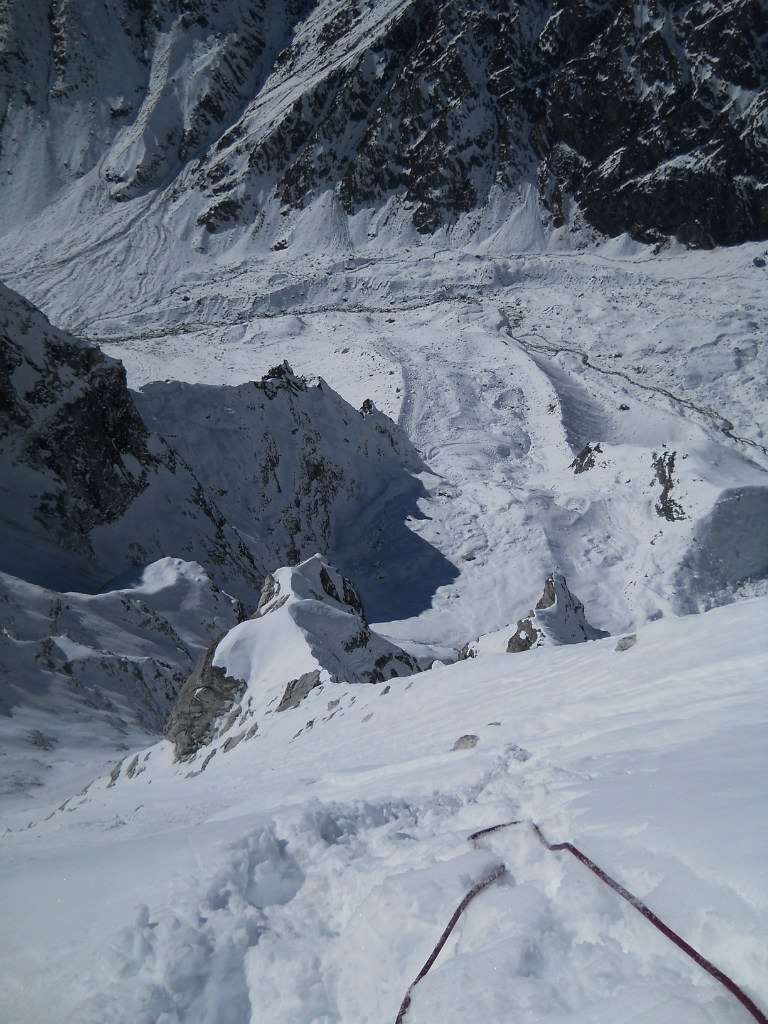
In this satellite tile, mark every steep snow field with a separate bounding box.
[1,596,766,1024]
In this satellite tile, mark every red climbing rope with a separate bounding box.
[393,818,767,1024]
[393,863,506,1024]
[472,820,767,1024]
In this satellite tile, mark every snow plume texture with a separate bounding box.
[1,3,767,1024]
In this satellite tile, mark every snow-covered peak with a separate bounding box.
[165,555,420,759]
[521,571,608,648]
[256,554,366,620]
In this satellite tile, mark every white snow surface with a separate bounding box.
[1,596,766,1024]
[1,101,768,1024]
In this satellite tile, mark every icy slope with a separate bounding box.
[1,596,765,1024]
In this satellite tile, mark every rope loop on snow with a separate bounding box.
[393,819,767,1024]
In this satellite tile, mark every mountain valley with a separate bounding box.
[1,3,767,1023]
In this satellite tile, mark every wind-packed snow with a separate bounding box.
[1,213,767,1020]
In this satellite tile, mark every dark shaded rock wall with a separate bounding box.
[0,282,153,553]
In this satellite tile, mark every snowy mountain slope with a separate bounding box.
[0,0,765,288]
[4,245,767,644]
[1,244,763,1021]
[1,596,765,1024]
[0,557,241,806]
[0,3,767,1020]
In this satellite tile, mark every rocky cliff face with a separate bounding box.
[535,0,768,247]
[0,282,157,572]
[0,287,439,608]
[1,1,764,247]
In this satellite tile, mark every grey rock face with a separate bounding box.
[0,283,264,595]
[652,450,685,521]
[615,635,638,652]
[570,443,603,475]
[276,670,322,712]
[536,579,556,611]
[164,643,247,760]
[507,617,541,653]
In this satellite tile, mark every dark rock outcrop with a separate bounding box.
[0,282,264,595]
[0,282,154,553]
[507,616,541,653]
[276,670,322,712]
[164,642,247,760]
[652,450,685,521]
[570,442,603,474]
[535,0,768,247]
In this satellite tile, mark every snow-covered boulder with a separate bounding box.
[165,555,420,759]
[507,573,608,651]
